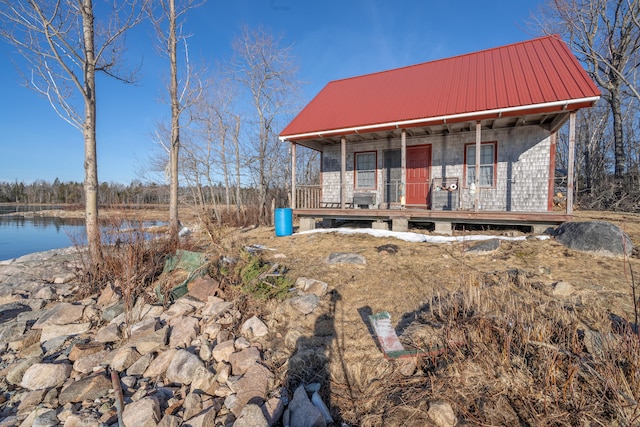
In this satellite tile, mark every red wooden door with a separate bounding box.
[405,146,431,205]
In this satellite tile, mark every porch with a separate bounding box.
[292,183,569,234]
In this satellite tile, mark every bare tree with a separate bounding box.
[229,26,300,223]
[534,0,640,178]
[0,0,145,265]
[148,0,204,241]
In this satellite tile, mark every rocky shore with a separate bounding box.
[0,248,336,427]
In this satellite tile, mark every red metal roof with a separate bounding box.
[280,35,600,140]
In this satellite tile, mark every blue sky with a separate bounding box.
[0,0,542,185]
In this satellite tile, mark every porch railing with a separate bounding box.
[295,185,322,208]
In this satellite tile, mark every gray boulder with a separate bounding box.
[554,221,633,257]
[464,239,500,255]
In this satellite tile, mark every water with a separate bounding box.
[0,206,165,261]
[0,214,85,261]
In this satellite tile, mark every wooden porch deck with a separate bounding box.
[293,207,571,234]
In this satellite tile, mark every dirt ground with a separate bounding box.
[220,210,640,425]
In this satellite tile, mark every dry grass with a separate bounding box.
[69,206,640,425]
[223,210,640,426]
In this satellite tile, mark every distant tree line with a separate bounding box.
[0,179,165,205]
[0,178,290,213]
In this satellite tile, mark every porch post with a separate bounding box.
[567,111,576,215]
[474,121,481,212]
[291,142,297,209]
[548,132,557,211]
[341,136,346,209]
[401,129,406,207]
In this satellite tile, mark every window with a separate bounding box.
[355,151,376,189]
[465,142,496,187]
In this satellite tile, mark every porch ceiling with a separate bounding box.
[293,110,570,150]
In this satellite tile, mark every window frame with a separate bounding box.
[463,141,497,188]
[354,151,378,190]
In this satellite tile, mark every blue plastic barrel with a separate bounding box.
[274,208,293,236]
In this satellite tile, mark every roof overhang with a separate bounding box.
[279,96,599,146]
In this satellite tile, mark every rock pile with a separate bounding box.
[0,250,335,427]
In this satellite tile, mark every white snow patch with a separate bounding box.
[298,227,550,243]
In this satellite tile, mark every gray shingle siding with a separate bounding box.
[321,125,551,212]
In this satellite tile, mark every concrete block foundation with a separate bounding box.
[372,220,389,231]
[434,221,453,235]
[391,218,409,232]
[299,217,316,232]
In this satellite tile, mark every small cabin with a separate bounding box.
[279,35,600,234]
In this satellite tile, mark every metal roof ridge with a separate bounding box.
[324,34,563,86]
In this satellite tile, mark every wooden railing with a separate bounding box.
[295,185,322,208]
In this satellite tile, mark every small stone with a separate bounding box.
[165,349,204,385]
[122,396,161,427]
[17,389,47,415]
[202,322,221,341]
[101,302,125,322]
[129,318,161,338]
[96,283,120,308]
[295,277,329,297]
[73,350,110,374]
[34,287,56,301]
[94,323,121,343]
[127,353,153,377]
[20,362,72,390]
[39,322,91,342]
[199,340,212,361]
[143,349,177,378]
[230,363,273,416]
[552,281,574,296]
[32,302,85,328]
[262,397,285,427]
[428,400,457,427]
[201,300,234,320]
[211,340,235,363]
[233,403,268,427]
[183,392,203,420]
[187,276,220,302]
[288,385,325,427]
[121,375,137,389]
[109,346,141,371]
[19,341,44,359]
[235,337,251,350]
[157,415,181,427]
[160,300,196,322]
[240,316,269,338]
[191,365,218,395]
[6,357,41,386]
[168,316,200,349]
[229,347,261,376]
[58,373,112,405]
[397,358,417,376]
[464,239,501,254]
[8,329,41,352]
[183,405,217,427]
[68,342,105,362]
[32,408,59,427]
[289,294,319,315]
[129,325,169,355]
[215,361,231,384]
[326,252,366,265]
[62,414,101,427]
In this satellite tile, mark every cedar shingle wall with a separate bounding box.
[320,126,551,212]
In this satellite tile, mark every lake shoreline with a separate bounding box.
[1,206,170,221]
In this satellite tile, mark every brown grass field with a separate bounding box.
[218,210,640,426]
[59,206,640,425]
